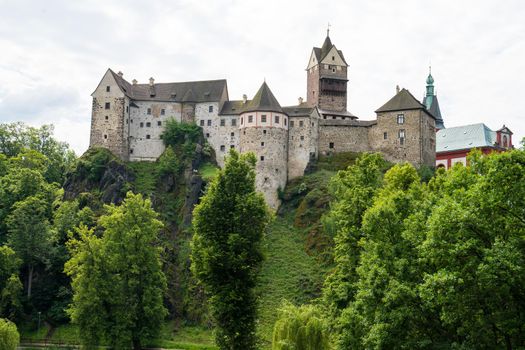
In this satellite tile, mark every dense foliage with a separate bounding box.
[324,150,525,349]
[272,302,330,350]
[65,192,167,350]
[0,318,19,350]
[191,150,270,350]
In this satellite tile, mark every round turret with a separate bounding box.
[238,82,288,209]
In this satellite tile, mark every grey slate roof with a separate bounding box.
[319,119,376,127]
[376,88,433,117]
[219,100,247,115]
[243,82,283,113]
[282,103,315,117]
[109,69,226,103]
[436,123,497,153]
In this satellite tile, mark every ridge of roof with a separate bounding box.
[375,88,432,116]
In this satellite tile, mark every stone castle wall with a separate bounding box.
[288,114,319,179]
[318,120,371,155]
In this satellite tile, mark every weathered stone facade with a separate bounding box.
[89,34,437,209]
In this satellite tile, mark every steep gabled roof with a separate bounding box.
[436,123,497,153]
[311,36,348,66]
[105,68,227,103]
[243,82,283,113]
[219,100,247,115]
[376,88,432,116]
[424,94,445,128]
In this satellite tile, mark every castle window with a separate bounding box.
[231,119,237,126]
[105,115,109,120]
[248,115,253,123]
[384,132,388,140]
[220,145,225,152]
[209,105,213,113]
[261,115,267,123]
[300,136,304,141]
[290,121,294,127]
[231,132,234,137]
[104,134,107,139]
[206,133,210,138]
[161,109,165,115]
[106,86,110,92]
[146,134,151,139]
[329,142,334,149]
[200,120,205,126]
[105,102,110,109]
[398,129,406,138]
[397,114,405,124]
[157,121,162,126]
[220,119,225,126]
[299,120,304,127]
[332,56,335,61]
[140,122,144,127]
[261,142,265,146]
[332,68,336,73]
[260,156,264,161]
[130,149,133,154]
[207,120,212,126]
[275,115,280,124]
[503,135,509,147]
[241,117,244,125]
[131,119,133,123]
[147,108,151,115]
[284,118,287,126]
[263,129,267,135]
[146,122,151,127]
[126,106,129,113]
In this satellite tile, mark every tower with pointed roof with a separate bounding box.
[422,68,445,129]
[306,31,353,118]
[238,81,289,208]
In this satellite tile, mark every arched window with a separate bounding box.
[503,135,508,147]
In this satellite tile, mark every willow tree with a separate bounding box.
[191,150,270,350]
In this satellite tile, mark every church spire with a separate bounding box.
[422,66,445,129]
[425,65,435,97]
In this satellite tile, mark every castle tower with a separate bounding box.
[238,82,288,209]
[422,67,445,129]
[306,30,350,115]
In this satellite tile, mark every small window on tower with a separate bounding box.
[220,145,225,152]
[106,86,110,92]
[158,121,162,126]
[263,129,267,135]
[248,115,253,123]
[299,120,304,127]
[332,56,335,61]
[130,149,133,154]
[105,102,110,109]
[146,122,151,127]
[261,115,267,123]
[284,118,287,126]
[104,134,107,139]
[231,132,234,137]
[260,156,264,161]
[329,142,334,149]
[209,105,213,113]
[290,120,294,127]
[220,119,225,126]
[161,109,165,115]
[261,142,265,146]
[140,122,144,128]
[397,114,405,124]
[147,108,152,115]
[241,117,244,125]
[206,133,210,138]
[384,132,388,140]
[207,120,212,126]
[275,115,280,124]
[146,134,151,139]
[105,115,109,120]
[200,120,204,126]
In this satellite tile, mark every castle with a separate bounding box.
[89,33,439,208]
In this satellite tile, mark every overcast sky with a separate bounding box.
[1,0,524,155]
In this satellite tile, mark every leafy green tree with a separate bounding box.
[0,318,19,350]
[272,302,330,350]
[6,196,54,299]
[66,192,167,350]
[191,150,270,350]
[0,247,22,320]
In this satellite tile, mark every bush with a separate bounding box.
[272,302,330,350]
[0,318,19,350]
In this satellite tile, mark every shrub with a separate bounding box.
[272,302,330,350]
[0,318,19,350]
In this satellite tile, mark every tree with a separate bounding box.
[0,247,22,320]
[191,150,270,350]
[0,318,19,350]
[272,302,330,350]
[6,196,54,299]
[66,192,167,350]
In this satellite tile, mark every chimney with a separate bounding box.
[132,79,138,85]
[117,71,123,77]
[242,94,247,104]
[298,97,303,105]
[396,85,400,94]
[149,77,155,86]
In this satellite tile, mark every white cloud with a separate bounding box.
[0,0,524,155]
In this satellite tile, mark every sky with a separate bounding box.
[1,0,524,155]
